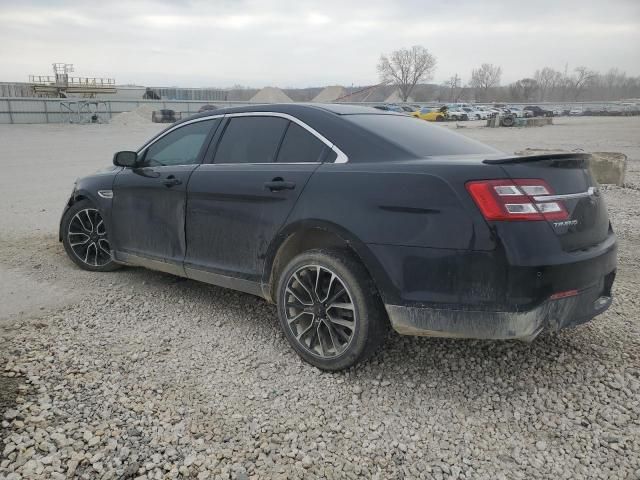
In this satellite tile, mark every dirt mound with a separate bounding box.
[250,87,292,103]
[110,104,156,126]
[312,86,347,102]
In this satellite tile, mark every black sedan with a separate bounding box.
[524,105,554,117]
[60,104,616,370]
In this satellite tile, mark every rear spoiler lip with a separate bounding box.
[483,153,591,165]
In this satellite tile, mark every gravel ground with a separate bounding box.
[1,117,639,479]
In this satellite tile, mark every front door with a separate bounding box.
[110,118,220,272]
[185,116,331,286]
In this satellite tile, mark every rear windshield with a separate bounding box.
[345,114,499,158]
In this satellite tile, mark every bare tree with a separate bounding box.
[569,66,598,100]
[599,68,628,100]
[469,63,502,101]
[603,68,624,90]
[442,74,464,102]
[378,46,437,102]
[510,78,539,102]
[534,67,562,101]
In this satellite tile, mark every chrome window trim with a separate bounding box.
[533,187,598,202]
[197,163,322,168]
[222,112,348,164]
[135,111,348,165]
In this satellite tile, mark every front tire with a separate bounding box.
[61,199,120,272]
[276,249,387,370]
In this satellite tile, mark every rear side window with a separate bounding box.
[214,116,288,164]
[276,122,327,163]
[346,114,499,158]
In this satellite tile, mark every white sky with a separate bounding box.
[1,0,639,88]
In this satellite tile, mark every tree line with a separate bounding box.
[378,46,640,103]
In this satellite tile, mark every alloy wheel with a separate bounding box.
[67,208,112,267]
[283,265,357,358]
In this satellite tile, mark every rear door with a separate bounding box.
[185,114,330,284]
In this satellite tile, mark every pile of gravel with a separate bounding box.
[0,177,639,479]
[1,264,638,479]
[110,105,156,126]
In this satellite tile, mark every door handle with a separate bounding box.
[163,175,182,187]
[264,178,296,192]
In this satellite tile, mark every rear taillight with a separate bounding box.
[466,179,569,221]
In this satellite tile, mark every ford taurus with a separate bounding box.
[59,104,617,370]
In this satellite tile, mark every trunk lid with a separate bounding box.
[484,154,610,251]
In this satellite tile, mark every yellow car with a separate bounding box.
[411,106,446,122]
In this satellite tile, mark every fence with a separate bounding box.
[0,98,253,124]
[0,97,636,124]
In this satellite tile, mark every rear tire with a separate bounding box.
[276,249,387,370]
[501,115,515,127]
[61,199,120,272]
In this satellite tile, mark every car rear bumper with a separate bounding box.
[385,270,614,340]
[367,231,616,340]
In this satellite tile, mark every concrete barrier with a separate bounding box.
[589,152,628,185]
[516,117,553,127]
[486,116,553,128]
[515,148,627,186]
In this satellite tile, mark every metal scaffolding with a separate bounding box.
[28,63,116,98]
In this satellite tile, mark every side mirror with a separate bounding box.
[113,151,138,168]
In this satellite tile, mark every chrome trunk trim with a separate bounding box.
[533,187,597,202]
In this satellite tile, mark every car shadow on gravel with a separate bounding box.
[3,233,628,399]
[359,323,624,398]
[91,262,618,391]
[0,376,21,433]
[174,273,619,400]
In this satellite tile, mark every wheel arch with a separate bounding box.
[263,220,392,304]
[58,189,105,241]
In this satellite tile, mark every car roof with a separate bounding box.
[184,102,395,121]
[156,103,407,163]
[160,102,497,164]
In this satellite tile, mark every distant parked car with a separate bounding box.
[372,105,406,113]
[485,107,502,117]
[569,108,583,116]
[621,103,640,116]
[485,107,500,117]
[446,106,469,121]
[490,106,510,116]
[462,107,488,120]
[152,109,181,123]
[524,106,554,117]
[198,105,218,113]
[605,105,624,116]
[507,106,531,118]
[411,106,446,122]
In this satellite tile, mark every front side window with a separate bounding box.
[214,116,288,164]
[141,119,217,167]
[276,122,327,163]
